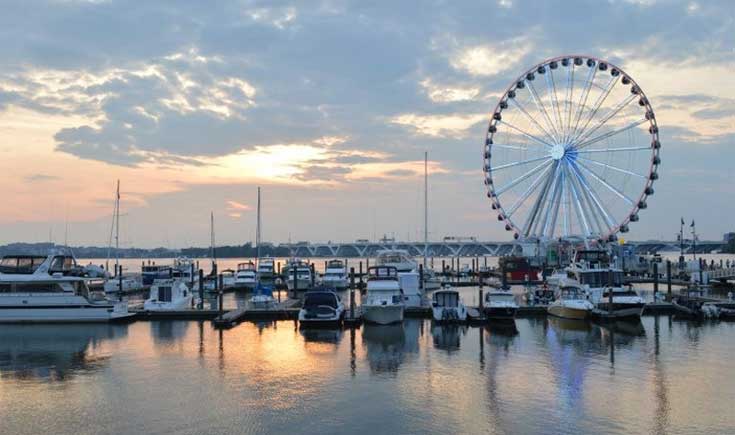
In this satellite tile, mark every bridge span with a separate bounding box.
[283,240,726,258]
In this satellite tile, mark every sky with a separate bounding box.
[0,0,733,248]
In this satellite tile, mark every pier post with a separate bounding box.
[653,262,659,302]
[190,263,195,287]
[366,257,369,270]
[484,256,488,268]
[699,258,704,285]
[419,264,424,290]
[218,290,224,316]
[293,264,298,294]
[198,269,204,309]
[666,261,672,302]
[479,279,484,312]
[196,260,199,271]
[442,260,446,276]
[359,261,363,278]
[277,261,281,275]
[219,273,223,292]
[118,270,123,301]
[608,268,614,314]
[324,260,327,274]
[350,267,355,319]
[310,263,315,288]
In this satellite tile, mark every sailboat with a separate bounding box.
[203,212,220,292]
[250,187,276,308]
[103,181,141,294]
[422,151,441,291]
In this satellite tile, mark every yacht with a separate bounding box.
[171,257,197,284]
[104,275,143,294]
[257,257,276,283]
[284,258,313,291]
[298,289,345,326]
[422,268,443,291]
[362,266,405,325]
[566,249,645,319]
[376,249,422,307]
[220,269,237,289]
[431,289,467,323]
[321,259,349,289]
[0,255,132,323]
[234,261,258,290]
[484,287,519,321]
[142,264,172,286]
[144,278,193,311]
[547,278,594,320]
[249,283,276,309]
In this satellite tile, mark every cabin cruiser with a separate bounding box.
[141,264,172,286]
[547,278,594,320]
[0,255,132,322]
[321,259,349,289]
[144,278,193,311]
[257,257,276,283]
[566,249,645,318]
[234,261,258,290]
[431,289,467,323]
[376,249,423,307]
[362,266,405,325]
[484,287,519,321]
[284,258,313,291]
[171,257,197,284]
[249,283,276,309]
[422,268,442,291]
[1,253,86,276]
[220,269,236,289]
[298,289,345,326]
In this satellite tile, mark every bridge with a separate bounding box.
[284,240,726,258]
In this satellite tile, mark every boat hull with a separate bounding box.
[298,308,344,326]
[483,306,518,321]
[548,304,590,320]
[144,295,193,311]
[594,302,645,319]
[431,306,467,323]
[287,278,313,291]
[0,305,134,323]
[362,304,404,325]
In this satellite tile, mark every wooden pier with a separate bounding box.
[212,299,301,329]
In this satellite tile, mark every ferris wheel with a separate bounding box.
[483,55,660,242]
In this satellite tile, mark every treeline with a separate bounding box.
[725,239,735,254]
[180,243,292,258]
[0,242,292,259]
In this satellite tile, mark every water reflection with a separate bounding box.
[362,323,406,374]
[300,328,343,345]
[0,324,127,381]
[149,320,190,344]
[430,323,467,353]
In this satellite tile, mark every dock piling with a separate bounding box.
[608,268,613,314]
[310,263,315,287]
[350,267,355,319]
[419,264,424,290]
[198,269,204,309]
[666,260,672,302]
[653,262,659,301]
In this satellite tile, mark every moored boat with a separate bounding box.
[362,266,404,325]
[484,287,519,321]
[298,289,345,326]
[431,289,467,323]
[144,278,193,311]
[547,279,593,320]
[234,261,258,290]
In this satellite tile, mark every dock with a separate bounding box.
[212,299,301,329]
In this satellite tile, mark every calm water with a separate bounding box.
[1,317,734,435]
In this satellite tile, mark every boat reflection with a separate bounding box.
[484,322,518,352]
[0,324,127,381]
[300,327,344,345]
[362,319,421,374]
[150,320,190,344]
[430,323,468,352]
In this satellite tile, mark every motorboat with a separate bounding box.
[144,278,193,311]
[220,269,236,289]
[362,266,404,325]
[483,287,518,321]
[298,289,345,326]
[595,287,646,319]
[376,249,423,307]
[547,279,594,320]
[523,283,555,306]
[141,264,172,286]
[257,257,276,283]
[672,285,720,319]
[422,268,442,291]
[234,261,258,290]
[0,255,133,323]
[249,283,276,309]
[104,275,143,294]
[0,253,85,276]
[171,257,197,284]
[431,289,467,323]
[321,259,349,289]
[284,258,313,291]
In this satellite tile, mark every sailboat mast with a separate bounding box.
[114,180,120,273]
[423,151,428,269]
[256,187,261,260]
[210,212,217,268]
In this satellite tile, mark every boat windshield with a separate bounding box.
[0,256,47,274]
[560,286,584,299]
[368,267,398,280]
[303,292,338,308]
[433,291,459,308]
[579,271,623,287]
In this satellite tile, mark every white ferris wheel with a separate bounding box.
[483,55,661,243]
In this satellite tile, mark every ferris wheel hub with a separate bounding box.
[550,144,566,161]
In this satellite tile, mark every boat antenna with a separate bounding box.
[423,151,428,271]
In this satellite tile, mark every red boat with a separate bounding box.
[499,256,543,284]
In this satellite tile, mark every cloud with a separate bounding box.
[390,113,486,138]
[226,200,251,211]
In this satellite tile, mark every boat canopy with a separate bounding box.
[303,292,338,309]
[0,255,47,274]
[433,290,459,308]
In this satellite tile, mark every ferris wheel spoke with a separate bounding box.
[569,66,597,143]
[576,146,650,154]
[491,155,551,172]
[565,63,575,140]
[540,163,564,237]
[505,162,555,217]
[569,162,616,230]
[522,162,558,237]
[545,71,564,139]
[574,117,648,150]
[576,160,636,205]
[497,120,554,148]
[573,93,638,146]
[566,162,592,236]
[491,144,531,151]
[508,99,558,144]
[571,74,619,144]
[576,156,646,179]
[495,159,554,195]
[560,166,570,237]
[547,168,565,238]
[526,80,562,142]
[570,167,606,235]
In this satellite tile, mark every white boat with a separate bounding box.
[547,279,594,320]
[104,275,143,294]
[234,261,257,290]
[144,278,193,311]
[257,257,276,283]
[362,266,404,325]
[220,269,236,289]
[321,259,349,289]
[171,257,197,284]
[298,290,345,326]
[249,283,276,309]
[422,268,443,291]
[566,249,644,319]
[431,289,467,323]
[376,249,423,307]
[284,258,313,291]
[483,287,518,321]
[141,264,172,286]
[0,255,132,323]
